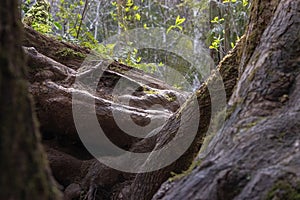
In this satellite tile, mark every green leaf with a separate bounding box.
[106,43,116,49]
[110,11,117,17]
[209,45,217,50]
[211,16,219,23]
[223,0,236,3]
[231,42,235,48]
[211,17,224,23]
[175,15,185,25]
[135,13,141,21]
[126,0,133,7]
[54,22,62,30]
[143,23,149,29]
[243,0,248,6]
[133,6,139,11]
[167,25,175,33]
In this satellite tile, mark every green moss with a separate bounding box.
[164,94,177,102]
[239,117,267,133]
[169,159,202,182]
[225,103,237,120]
[246,30,260,55]
[247,62,259,82]
[243,121,258,128]
[175,94,195,119]
[143,88,159,95]
[265,181,300,200]
[199,108,226,154]
[55,48,86,59]
[270,132,287,142]
[109,66,126,73]
[199,133,214,154]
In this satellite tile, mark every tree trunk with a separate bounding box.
[154,0,300,199]
[21,26,190,199]
[12,0,299,199]
[0,0,61,199]
[115,0,285,198]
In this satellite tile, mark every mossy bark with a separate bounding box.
[0,1,61,199]
[154,0,300,199]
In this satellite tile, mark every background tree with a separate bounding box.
[0,0,61,199]
[208,0,249,63]
[20,0,249,91]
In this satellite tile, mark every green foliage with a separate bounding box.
[21,0,32,13]
[23,0,53,34]
[209,35,223,50]
[111,0,142,32]
[93,43,156,73]
[208,0,250,54]
[94,43,116,59]
[167,15,186,33]
[20,0,249,88]
[22,0,97,48]
[54,0,97,46]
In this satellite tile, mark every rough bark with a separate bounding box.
[154,0,300,199]
[114,36,241,200]
[23,24,90,70]
[23,44,185,150]
[21,26,237,199]
[116,0,283,198]
[125,0,287,196]
[0,1,61,199]
[22,25,191,199]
